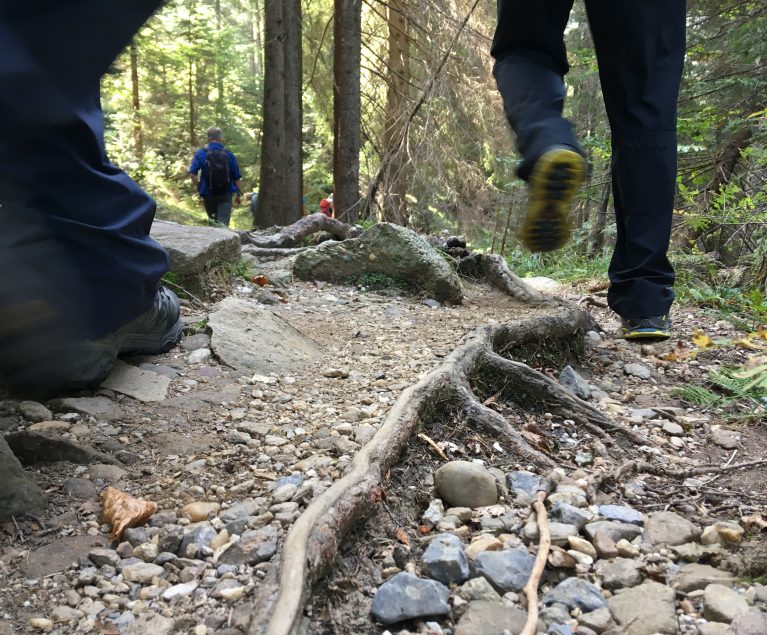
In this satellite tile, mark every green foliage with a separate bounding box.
[505,249,611,283]
[351,272,404,291]
[683,284,767,323]
[228,259,251,281]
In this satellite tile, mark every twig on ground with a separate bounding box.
[577,295,608,309]
[613,458,767,482]
[417,433,449,461]
[520,490,550,635]
[724,449,738,467]
[161,279,206,308]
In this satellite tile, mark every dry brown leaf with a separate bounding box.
[101,487,157,541]
[395,527,410,547]
[252,275,270,287]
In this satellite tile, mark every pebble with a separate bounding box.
[643,511,700,546]
[51,606,82,623]
[454,600,528,635]
[704,584,749,623]
[421,533,469,585]
[506,470,552,505]
[597,557,642,590]
[19,401,53,422]
[370,572,450,625]
[188,348,212,364]
[661,420,685,436]
[542,577,607,612]
[711,428,740,449]
[624,363,652,380]
[560,365,591,400]
[422,499,445,529]
[434,461,498,508]
[608,580,677,635]
[674,563,736,593]
[474,547,536,594]
[181,502,221,522]
[122,563,165,584]
[465,535,502,561]
[597,504,643,526]
[458,576,502,602]
[28,618,53,631]
[584,521,643,543]
[567,535,597,559]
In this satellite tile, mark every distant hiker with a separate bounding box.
[189,127,242,226]
[319,197,333,218]
[244,191,259,227]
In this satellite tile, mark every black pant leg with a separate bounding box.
[491,0,579,179]
[585,0,686,319]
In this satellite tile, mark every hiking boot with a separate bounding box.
[1,286,182,397]
[622,315,671,341]
[518,147,587,253]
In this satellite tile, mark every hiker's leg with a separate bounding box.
[216,195,233,227]
[204,196,219,224]
[491,0,579,180]
[0,1,171,393]
[586,0,686,319]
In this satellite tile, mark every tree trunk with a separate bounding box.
[129,40,144,160]
[382,0,410,224]
[333,0,362,224]
[215,0,225,121]
[187,0,197,148]
[283,0,303,217]
[255,0,302,227]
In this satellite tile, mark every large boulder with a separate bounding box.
[150,220,241,299]
[208,297,322,374]
[293,223,463,303]
[0,436,46,521]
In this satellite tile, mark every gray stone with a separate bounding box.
[698,623,730,635]
[181,333,211,351]
[560,365,591,399]
[178,523,218,557]
[729,608,767,635]
[88,548,120,568]
[584,521,643,543]
[219,500,264,524]
[138,363,180,378]
[209,298,321,374]
[551,502,593,529]
[18,401,52,422]
[549,523,580,546]
[434,461,497,508]
[703,584,749,623]
[122,562,165,584]
[421,533,469,585]
[50,396,124,421]
[542,577,607,612]
[151,219,240,276]
[124,612,175,635]
[671,542,723,562]
[0,436,46,521]
[162,581,199,600]
[624,363,652,380]
[607,580,677,635]
[87,463,128,483]
[51,606,82,624]
[644,511,700,546]
[454,601,528,635]
[474,547,536,594]
[458,577,502,602]
[579,607,614,633]
[422,499,445,529]
[218,524,278,566]
[661,420,685,436]
[597,505,643,526]
[370,572,450,625]
[188,348,212,364]
[596,558,642,590]
[506,470,552,505]
[101,360,172,402]
[64,478,98,500]
[711,428,740,450]
[294,223,463,303]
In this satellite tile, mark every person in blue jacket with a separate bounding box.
[0,0,180,397]
[189,127,242,226]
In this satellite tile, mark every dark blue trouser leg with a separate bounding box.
[492,0,685,319]
[586,1,686,319]
[491,0,579,180]
[0,0,166,340]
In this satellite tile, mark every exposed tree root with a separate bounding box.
[458,252,553,306]
[242,245,310,258]
[249,304,638,635]
[521,490,551,635]
[240,213,354,249]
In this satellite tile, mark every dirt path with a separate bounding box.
[1,275,765,635]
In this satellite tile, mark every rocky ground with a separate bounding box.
[1,230,766,635]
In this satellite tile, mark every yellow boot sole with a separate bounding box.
[518,148,587,253]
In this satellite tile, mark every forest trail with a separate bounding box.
[1,228,766,635]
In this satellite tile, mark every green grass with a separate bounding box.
[505,248,611,283]
[351,272,406,291]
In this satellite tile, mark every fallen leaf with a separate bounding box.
[252,275,270,286]
[742,514,767,531]
[101,487,157,542]
[418,525,431,535]
[395,527,410,547]
[692,330,714,349]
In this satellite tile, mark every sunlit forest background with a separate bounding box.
[101,0,766,301]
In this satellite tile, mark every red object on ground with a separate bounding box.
[319,198,332,217]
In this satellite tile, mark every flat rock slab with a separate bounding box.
[607,580,677,635]
[150,220,240,276]
[50,396,124,421]
[6,430,118,466]
[209,298,322,374]
[101,361,172,402]
[0,437,46,520]
[24,535,109,578]
[455,600,527,635]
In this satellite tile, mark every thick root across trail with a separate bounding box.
[249,302,644,635]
